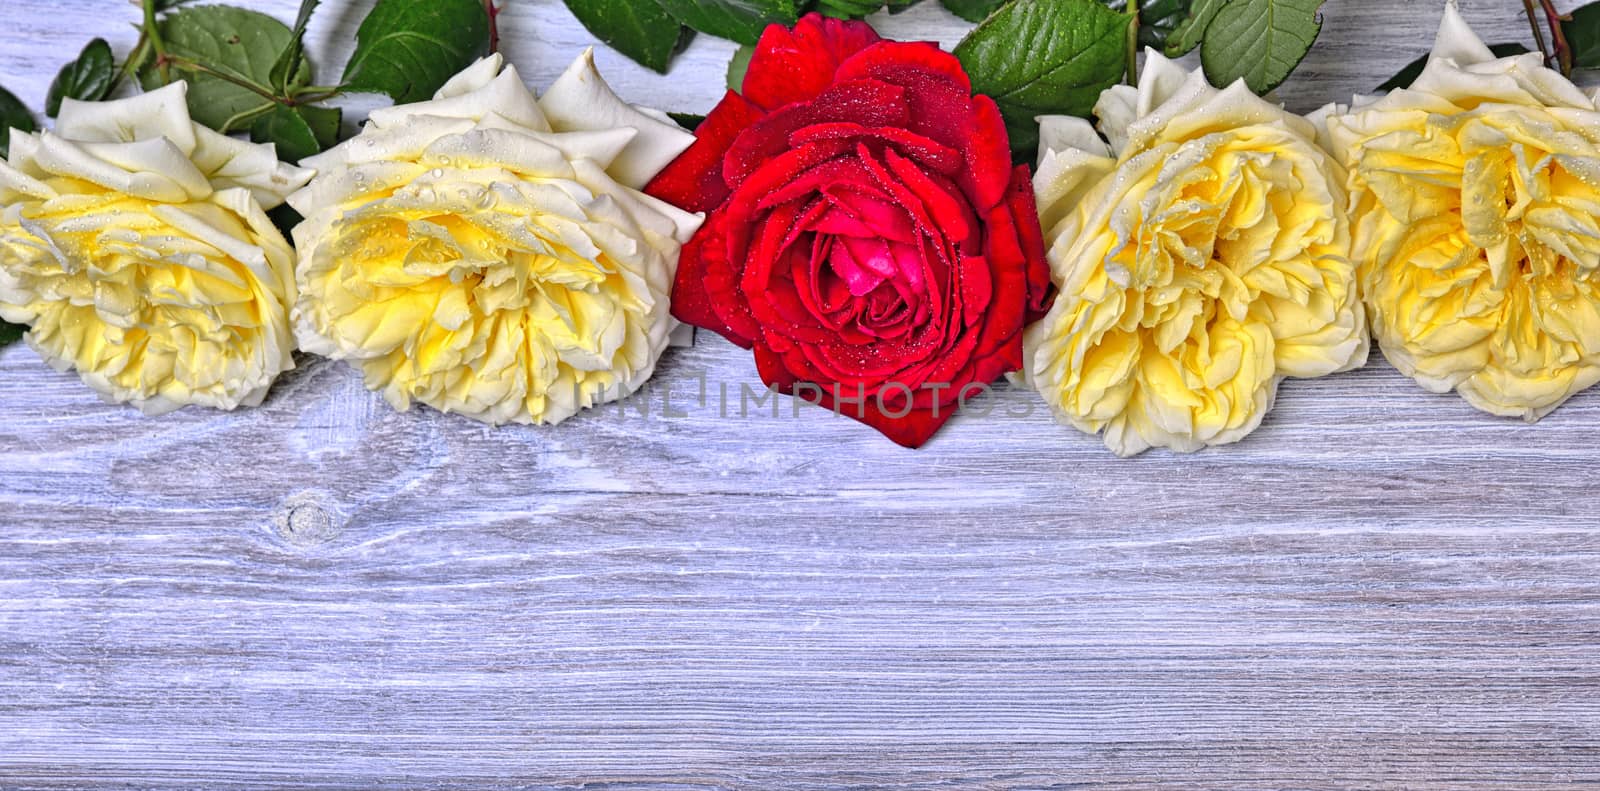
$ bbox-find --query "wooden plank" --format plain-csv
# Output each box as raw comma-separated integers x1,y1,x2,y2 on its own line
3,1,1600,788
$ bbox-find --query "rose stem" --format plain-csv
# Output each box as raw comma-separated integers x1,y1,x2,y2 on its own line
1126,0,1140,85
485,0,501,55
1522,0,1552,66
1540,0,1574,75
141,0,169,85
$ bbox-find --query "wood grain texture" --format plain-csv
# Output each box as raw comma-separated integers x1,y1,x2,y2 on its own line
4,1,1600,789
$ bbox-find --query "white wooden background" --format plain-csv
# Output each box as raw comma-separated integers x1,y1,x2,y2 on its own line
4,0,1600,788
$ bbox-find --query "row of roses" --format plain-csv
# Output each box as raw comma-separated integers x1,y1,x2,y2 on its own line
2,1,1596,456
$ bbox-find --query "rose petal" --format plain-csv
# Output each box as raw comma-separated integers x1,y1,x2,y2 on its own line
723,79,910,187
743,13,882,111
645,91,765,212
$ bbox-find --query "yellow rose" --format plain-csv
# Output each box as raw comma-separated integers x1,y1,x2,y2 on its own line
1024,53,1368,456
1324,1,1600,420
289,52,702,425
0,83,310,413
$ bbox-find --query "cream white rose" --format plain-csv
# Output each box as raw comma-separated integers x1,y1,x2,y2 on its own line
0,83,310,413
289,51,703,425
1024,52,1368,456
1324,1,1600,420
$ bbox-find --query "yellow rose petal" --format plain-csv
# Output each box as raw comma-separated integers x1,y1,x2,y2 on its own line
1324,1,1600,421
1025,53,1368,456
290,54,702,426
0,83,310,414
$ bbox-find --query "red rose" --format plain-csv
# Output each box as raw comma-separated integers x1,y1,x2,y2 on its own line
647,14,1052,448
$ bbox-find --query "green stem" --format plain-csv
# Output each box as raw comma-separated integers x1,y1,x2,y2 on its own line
142,0,169,84
219,103,276,134
286,90,343,106
111,33,151,94
1125,0,1140,85
291,85,345,99
160,56,279,103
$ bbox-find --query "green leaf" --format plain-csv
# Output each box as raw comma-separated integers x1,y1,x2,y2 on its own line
296,103,342,149
266,203,303,241
1376,42,1528,92
815,0,925,18
669,112,705,130
941,0,1009,24
1164,0,1224,56
954,0,1129,159
251,104,317,162
269,0,320,95
250,103,340,162
139,6,310,133
652,0,799,46
46,38,116,117
1199,0,1323,94
1565,2,1600,70
1106,0,1192,49
727,44,755,91
341,0,491,104
0,321,23,348
0,85,37,161
563,0,694,73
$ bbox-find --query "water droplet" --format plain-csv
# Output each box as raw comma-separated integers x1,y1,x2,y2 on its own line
430,168,445,179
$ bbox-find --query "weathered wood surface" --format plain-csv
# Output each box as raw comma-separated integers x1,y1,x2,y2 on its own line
4,1,1600,788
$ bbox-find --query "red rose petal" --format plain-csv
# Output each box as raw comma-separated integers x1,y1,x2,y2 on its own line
764,328,957,448
649,18,1038,449
790,122,962,175
697,214,762,347
757,339,950,452
961,95,1014,213
957,254,992,328
744,204,845,347
825,392,952,449
820,184,917,243
1006,164,1055,322
645,91,765,213
883,147,973,247
743,13,882,112
723,79,909,187
834,40,972,97
668,223,723,333
756,156,872,213
722,141,846,266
